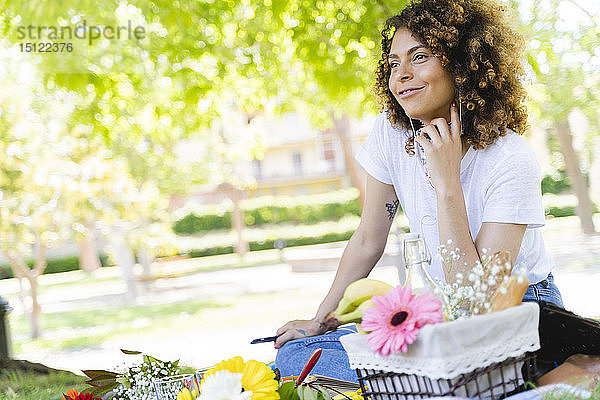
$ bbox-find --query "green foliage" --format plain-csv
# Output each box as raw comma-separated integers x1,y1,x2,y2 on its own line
541,170,571,195
245,200,361,226
541,381,600,399
248,231,354,252
188,246,235,258
174,190,363,234
545,204,599,218
278,381,332,400
0,370,86,400
186,230,355,258
510,0,600,137
543,192,599,218
546,206,576,218
173,213,232,234
0,254,110,280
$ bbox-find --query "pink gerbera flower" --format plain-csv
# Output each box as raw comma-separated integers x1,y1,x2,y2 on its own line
361,285,444,356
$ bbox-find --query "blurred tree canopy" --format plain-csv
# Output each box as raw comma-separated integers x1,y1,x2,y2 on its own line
510,0,599,233
0,0,402,190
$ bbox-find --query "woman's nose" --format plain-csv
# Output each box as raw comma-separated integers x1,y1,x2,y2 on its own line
392,63,413,82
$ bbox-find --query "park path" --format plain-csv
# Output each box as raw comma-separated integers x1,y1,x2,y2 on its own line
6,215,600,374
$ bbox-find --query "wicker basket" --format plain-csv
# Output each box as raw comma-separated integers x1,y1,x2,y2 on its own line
355,352,537,400
341,304,541,400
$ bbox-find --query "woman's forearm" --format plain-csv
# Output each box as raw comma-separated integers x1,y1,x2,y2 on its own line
436,181,480,282
313,229,386,323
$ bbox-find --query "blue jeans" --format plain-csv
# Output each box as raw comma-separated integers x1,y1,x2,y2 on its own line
274,324,360,382
274,274,563,384
521,273,563,308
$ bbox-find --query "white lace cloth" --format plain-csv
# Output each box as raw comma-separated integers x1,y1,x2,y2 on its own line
340,302,540,379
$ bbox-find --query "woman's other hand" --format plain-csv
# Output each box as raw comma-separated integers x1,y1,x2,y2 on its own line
275,318,334,349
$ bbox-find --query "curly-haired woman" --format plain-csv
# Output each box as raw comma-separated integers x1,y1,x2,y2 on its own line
274,0,563,382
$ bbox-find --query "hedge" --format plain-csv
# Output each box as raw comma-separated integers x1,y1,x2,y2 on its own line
545,204,599,218
0,254,109,280
186,229,357,258
541,170,571,195
173,190,362,235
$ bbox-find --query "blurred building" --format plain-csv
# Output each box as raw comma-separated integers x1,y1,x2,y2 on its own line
176,113,376,207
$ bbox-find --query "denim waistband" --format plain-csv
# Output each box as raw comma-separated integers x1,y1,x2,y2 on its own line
522,273,563,308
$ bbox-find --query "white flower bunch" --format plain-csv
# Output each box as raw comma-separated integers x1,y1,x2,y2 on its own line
436,240,527,320
111,355,180,400
198,370,252,400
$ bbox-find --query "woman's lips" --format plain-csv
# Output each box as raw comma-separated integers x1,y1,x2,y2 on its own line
397,86,424,99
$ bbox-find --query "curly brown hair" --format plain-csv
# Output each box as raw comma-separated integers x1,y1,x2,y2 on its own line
374,0,528,153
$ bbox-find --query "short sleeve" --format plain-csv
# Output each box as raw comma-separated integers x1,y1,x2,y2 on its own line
355,114,393,185
482,150,545,228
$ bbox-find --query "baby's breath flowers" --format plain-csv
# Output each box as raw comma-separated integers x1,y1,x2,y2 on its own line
111,355,181,400
435,240,527,320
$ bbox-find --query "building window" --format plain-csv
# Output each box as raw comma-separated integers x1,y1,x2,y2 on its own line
292,151,303,176
320,130,337,172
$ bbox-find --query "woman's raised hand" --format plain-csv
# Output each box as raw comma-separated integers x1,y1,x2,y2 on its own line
413,102,464,194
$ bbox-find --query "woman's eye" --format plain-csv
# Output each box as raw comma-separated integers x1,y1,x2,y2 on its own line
413,53,427,62
389,61,399,69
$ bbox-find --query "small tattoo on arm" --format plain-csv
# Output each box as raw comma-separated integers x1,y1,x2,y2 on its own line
296,329,307,336
385,200,399,220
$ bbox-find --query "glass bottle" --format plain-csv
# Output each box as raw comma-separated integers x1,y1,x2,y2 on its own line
402,233,451,311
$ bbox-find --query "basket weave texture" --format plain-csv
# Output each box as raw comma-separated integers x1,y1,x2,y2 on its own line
356,352,537,399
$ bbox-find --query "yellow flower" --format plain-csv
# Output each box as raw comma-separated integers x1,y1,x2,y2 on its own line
202,357,279,400
241,360,279,400
204,356,246,378
333,388,364,400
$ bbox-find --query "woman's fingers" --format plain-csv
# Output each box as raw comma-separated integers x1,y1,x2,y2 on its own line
450,101,461,139
418,124,440,144
274,328,303,349
414,134,432,153
430,118,451,142
276,322,291,336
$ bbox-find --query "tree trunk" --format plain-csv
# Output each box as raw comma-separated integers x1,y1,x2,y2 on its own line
138,218,154,278
30,239,46,339
78,237,101,273
2,245,45,339
554,120,597,234
137,246,153,278
109,232,138,303
230,186,249,257
330,112,365,209
28,277,41,339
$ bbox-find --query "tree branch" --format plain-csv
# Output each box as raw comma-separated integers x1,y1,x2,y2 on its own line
2,250,32,280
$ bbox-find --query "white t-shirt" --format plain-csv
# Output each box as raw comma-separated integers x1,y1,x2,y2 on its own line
355,112,554,284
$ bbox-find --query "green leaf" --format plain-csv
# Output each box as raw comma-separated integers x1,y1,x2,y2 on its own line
297,385,319,400
116,375,131,387
88,382,119,398
278,382,300,400
82,370,118,379
85,376,119,387
313,385,332,400
120,349,142,355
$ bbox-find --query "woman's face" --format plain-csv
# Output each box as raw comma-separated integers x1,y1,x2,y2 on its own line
388,28,455,124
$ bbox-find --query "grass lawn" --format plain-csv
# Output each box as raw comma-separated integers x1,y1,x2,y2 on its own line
541,382,600,399
10,298,231,354
0,370,86,400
